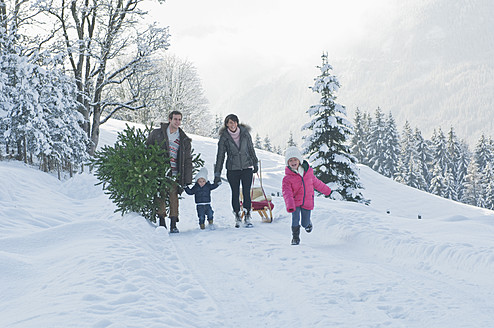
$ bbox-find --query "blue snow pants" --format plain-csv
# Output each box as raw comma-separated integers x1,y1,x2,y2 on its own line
196,204,214,225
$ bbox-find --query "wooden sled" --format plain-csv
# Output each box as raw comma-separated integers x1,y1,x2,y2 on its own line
240,160,274,222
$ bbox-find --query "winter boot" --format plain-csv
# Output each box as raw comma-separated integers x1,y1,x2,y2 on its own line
199,223,206,230
234,211,242,228
169,217,179,233
305,222,313,233
208,219,216,230
158,214,167,228
291,226,300,245
243,209,253,228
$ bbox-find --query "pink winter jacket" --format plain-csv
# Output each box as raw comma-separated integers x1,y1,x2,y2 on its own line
282,163,332,212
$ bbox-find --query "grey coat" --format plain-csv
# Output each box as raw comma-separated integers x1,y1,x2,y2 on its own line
146,123,193,188
214,124,258,176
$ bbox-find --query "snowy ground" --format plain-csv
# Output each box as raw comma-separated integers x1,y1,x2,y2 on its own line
1,119,494,327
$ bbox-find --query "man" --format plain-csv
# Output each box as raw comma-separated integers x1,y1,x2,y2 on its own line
146,111,193,233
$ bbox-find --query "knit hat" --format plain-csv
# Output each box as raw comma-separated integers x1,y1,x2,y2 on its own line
195,167,208,182
284,146,304,166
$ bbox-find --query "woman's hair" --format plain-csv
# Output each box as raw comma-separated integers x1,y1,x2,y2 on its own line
224,114,239,127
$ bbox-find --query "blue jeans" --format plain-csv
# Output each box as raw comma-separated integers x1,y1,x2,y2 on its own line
291,207,311,228
197,204,214,224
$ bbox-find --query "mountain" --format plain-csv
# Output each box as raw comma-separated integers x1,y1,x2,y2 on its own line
1,118,493,327
219,0,494,148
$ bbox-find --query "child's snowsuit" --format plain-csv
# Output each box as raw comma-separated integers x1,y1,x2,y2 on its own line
184,167,220,226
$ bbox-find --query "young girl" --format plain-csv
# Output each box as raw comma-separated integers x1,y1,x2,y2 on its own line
282,146,331,245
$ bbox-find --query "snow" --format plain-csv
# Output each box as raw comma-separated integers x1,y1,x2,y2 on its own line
1,119,494,327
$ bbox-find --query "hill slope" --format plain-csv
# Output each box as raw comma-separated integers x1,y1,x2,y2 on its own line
1,119,494,327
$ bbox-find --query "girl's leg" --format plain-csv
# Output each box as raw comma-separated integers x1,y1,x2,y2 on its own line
227,170,241,213
300,208,312,229
291,207,301,245
240,168,253,211
291,207,301,227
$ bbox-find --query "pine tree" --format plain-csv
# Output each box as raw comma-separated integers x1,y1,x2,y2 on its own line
362,111,373,166
213,114,223,138
431,128,449,176
474,134,492,172
414,128,433,191
255,133,262,149
455,141,471,201
443,167,458,200
302,53,365,203
382,111,400,178
484,163,494,210
430,162,446,197
446,127,466,201
395,122,427,190
470,134,493,207
263,135,272,152
407,157,428,190
461,160,482,206
396,123,413,181
2,54,89,170
275,145,283,155
91,125,173,221
367,107,387,175
91,124,203,221
350,108,367,164
287,131,297,147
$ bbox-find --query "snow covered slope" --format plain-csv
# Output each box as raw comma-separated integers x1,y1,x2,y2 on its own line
1,119,493,327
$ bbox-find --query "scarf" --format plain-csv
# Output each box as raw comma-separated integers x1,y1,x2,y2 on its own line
228,128,241,148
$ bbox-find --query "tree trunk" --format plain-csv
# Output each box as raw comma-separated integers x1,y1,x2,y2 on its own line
22,137,26,163
90,107,101,155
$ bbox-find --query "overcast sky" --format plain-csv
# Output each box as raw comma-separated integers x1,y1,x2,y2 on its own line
143,0,396,115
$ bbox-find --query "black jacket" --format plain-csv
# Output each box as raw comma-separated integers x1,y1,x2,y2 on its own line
214,124,258,176
184,181,220,204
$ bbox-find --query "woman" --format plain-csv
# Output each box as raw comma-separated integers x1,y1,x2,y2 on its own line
214,114,259,228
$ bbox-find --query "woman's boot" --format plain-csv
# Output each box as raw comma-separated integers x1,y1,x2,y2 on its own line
243,209,253,228
234,211,242,228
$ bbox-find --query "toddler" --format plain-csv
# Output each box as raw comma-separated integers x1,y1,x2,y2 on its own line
185,167,220,230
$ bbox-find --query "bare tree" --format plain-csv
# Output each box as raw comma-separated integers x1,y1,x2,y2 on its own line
152,54,212,136
116,53,213,137
39,0,170,154
0,0,47,56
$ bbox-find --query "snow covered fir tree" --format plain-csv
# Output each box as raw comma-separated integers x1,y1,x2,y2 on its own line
0,5,89,175
302,53,366,203
351,107,494,210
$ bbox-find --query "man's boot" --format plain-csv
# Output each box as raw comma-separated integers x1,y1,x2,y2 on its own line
169,217,179,233
291,226,300,245
158,214,167,228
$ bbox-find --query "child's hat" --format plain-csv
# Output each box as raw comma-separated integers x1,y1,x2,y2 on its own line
195,167,208,182
284,146,304,166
